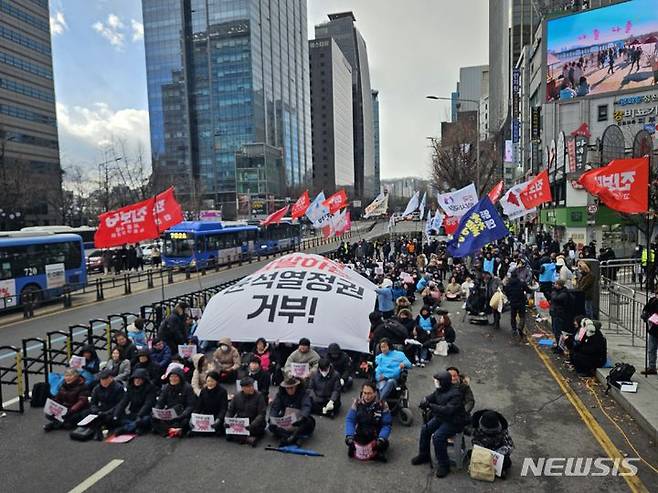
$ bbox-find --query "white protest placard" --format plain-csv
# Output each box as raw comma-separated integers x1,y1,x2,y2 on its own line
44,398,68,422
69,355,86,370
290,362,310,379
225,417,250,436
270,408,299,431
354,440,376,460
177,345,197,359
45,263,66,289
0,279,17,308
152,407,178,421
235,379,258,393
190,413,215,433
77,414,99,426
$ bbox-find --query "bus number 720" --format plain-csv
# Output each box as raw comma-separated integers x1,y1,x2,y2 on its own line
23,267,38,276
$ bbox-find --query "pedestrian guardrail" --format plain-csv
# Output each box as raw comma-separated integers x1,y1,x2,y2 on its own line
599,277,646,347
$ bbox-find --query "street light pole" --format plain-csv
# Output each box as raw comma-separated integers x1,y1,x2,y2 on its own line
426,95,482,194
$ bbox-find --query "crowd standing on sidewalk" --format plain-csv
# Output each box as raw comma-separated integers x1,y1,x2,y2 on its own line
42,232,618,480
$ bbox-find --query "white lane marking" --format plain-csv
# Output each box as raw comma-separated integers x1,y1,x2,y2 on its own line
68,459,124,493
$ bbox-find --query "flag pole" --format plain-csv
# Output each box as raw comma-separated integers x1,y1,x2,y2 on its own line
645,155,652,378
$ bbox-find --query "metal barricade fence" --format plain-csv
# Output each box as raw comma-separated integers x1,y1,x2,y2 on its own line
0,345,23,413
46,330,71,372
21,338,48,400
599,278,646,346
89,319,111,358
68,324,91,357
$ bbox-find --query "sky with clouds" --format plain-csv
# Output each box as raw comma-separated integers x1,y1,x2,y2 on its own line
51,0,488,179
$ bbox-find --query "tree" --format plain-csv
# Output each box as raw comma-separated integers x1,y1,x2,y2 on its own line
429,117,502,197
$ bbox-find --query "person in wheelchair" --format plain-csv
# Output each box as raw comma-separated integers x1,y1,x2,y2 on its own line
374,339,412,401
345,381,392,462
412,371,466,478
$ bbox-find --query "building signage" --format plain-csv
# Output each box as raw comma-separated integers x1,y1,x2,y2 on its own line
531,107,541,140
512,69,521,144
574,136,588,171
613,93,658,128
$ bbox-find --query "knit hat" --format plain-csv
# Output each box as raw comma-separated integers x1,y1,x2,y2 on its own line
479,411,501,432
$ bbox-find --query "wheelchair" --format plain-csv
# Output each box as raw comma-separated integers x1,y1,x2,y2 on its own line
381,369,413,427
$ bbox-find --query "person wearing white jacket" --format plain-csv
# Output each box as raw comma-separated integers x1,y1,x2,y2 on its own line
556,256,574,289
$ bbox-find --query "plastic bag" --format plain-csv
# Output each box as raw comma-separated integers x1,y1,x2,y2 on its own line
434,340,449,357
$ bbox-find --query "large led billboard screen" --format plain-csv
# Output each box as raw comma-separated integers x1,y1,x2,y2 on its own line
546,0,658,102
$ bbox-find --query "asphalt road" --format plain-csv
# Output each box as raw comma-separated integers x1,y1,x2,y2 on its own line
1,299,656,492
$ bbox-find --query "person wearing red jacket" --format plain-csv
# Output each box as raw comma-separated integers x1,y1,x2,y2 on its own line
44,368,90,432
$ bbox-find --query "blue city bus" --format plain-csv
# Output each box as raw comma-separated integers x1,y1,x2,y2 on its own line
0,233,87,309
162,222,260,268
255,219,302,254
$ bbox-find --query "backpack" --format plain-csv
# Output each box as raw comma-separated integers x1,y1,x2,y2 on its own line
30,382,50,408
70,426,96,442
605,362,635,394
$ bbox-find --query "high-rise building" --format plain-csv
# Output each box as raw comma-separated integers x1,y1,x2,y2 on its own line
458,66,488,111
315,12,376,201
0,0,62,228
371,89,380,194
309,38,354,196
142,0,312,218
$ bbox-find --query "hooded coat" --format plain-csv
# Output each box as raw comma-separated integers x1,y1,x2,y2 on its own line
422,372,466,428
326,343,352,380
195,383,228,421
114,368,157,419
155,368,196,419
134,350,164,382
308,368,342,404
270,386,313,419
191,354,214,396
90,380,125,415
212,337,241,372
53,374,89,413
79,344,100,375
471,410,514,457
571,320,607,371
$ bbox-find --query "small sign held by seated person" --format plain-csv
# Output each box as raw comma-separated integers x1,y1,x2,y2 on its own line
269,408,299,431
69,355,86,370
290,362,310,379
152,407,178,421
44,398,68,422
190,413,214,433
225,417,250,436
177,345,197,359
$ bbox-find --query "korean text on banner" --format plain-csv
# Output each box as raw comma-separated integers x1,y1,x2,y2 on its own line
363,193,389,218
194,253,377,353
447,197,509,258
225,417,250,436
190,413,215,433
306,192,332,229
323,189,348,214
177,345,197,359
437,183,478,217
154,187,184,231
519,170,552,209
291,191,311,219
95,197,159,248
152,407,178,421
44,398,68,422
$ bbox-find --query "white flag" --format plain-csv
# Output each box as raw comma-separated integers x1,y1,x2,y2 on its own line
402,191,420,217
419,192,427,220
437,183,478,217
431,209,445,232
305,191,332,229
364,192,389,218
500,180,536,220
424,214,432,238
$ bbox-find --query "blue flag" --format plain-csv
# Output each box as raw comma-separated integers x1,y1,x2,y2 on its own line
446,197,509,258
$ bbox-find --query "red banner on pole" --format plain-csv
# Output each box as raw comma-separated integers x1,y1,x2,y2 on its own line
95,197,159,248
291,190,310,219
323,189,348,213
520,170,552,209
154,187,184,231
577,157,649,214
260,205,289,226
487,180,504,204
443,215,460,235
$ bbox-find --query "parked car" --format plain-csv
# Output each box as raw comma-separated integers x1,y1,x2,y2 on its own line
85,249,104,273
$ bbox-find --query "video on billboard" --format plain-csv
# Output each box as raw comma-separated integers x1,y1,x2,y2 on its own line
546,0,658,102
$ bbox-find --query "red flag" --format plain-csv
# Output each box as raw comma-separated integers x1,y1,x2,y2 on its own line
291,190,311,219
260,205,289,226
344,211,351,233
570,123,591,138
443,216,460,235
154,187,184,231
487,180,504,204
577,157,649,213
323,189,348,213
520,170,552,209
95,197,159,248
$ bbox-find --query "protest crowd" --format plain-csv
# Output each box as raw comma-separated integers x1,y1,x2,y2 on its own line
41,218,612,480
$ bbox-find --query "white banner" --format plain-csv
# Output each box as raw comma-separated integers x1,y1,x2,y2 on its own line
500,180,535,220
0,279,16,308
305,192,331,229
419,192,427,220
195,253,377,353
437,183,478,217
46,263,65,289
402,191,420,217
431,209,445,232
363,193,389,218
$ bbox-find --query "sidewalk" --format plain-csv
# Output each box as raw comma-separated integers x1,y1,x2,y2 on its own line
595,323,658,443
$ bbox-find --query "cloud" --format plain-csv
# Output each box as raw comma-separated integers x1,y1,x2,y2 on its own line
92,14,125,49
131,20,144,42
56,102,150,156
50,11,68,36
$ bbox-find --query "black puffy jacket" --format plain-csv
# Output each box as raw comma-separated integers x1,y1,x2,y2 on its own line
114,368,157,419
422,372,466,428
155,368,196,419
90,380,125,415
550,286,570,320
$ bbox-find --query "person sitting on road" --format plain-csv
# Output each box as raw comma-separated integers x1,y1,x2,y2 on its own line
435,313,458,354
150,338,172,372
112,368,157,435
44,368,90,432
283,338,320,380
345,381,392,462
113,331,138,364
446,367,475,428
374,338,412,401
269,377,315,447
191,353,214,396
254,337,273,372
79,344,100,386
471,410,515,478
153,367,196,437
84,368,126,440
394,295,412,316
126,318,147,348
570,318,607,377
193,371,228,437
326,343,353,391
415,306,437,364
412,371,466,478
212,337,241,382
369,311,407,351
445,277,462,301
308,358,342,417
226,376,267,446
134,348,164,383
238,356,271,401
102,347,131,387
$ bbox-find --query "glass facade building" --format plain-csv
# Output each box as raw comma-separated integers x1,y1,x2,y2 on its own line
371,89,380,194
142,0,311,218
314,12,375,202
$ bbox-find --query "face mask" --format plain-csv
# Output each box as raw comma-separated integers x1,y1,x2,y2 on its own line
220,345,229,352
320,370,329,378
434,379,440,389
